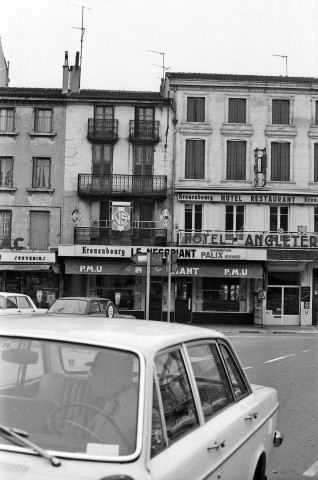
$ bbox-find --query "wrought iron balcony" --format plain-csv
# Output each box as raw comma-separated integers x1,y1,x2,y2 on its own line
129,120,160,143
87,118,119,143
74,224,167,246
177,229,318,248
78,174,167,197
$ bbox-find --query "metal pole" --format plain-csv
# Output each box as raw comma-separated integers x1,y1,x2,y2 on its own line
146,251,151,320
167,250,171,322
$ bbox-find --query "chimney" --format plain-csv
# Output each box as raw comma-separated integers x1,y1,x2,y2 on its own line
69,51,81,93
62,51,69,94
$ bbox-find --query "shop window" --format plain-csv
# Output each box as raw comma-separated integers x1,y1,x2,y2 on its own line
200,278,244,312
270,206,288,233
226,141,246,180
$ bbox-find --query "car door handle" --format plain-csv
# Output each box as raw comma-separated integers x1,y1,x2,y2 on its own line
245,412,258,421
207,440,226,450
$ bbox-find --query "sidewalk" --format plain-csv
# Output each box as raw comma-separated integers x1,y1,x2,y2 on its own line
197,324,318,335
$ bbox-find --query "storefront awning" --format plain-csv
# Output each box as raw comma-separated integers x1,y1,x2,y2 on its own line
65,258,263,278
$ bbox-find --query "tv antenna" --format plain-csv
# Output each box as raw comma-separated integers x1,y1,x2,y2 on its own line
273,54,288,76
71,5,92,68
148,50,170,78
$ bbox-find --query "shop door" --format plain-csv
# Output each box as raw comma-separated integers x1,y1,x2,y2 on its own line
149,280,162,321
266,286,300,325
174,280,192,324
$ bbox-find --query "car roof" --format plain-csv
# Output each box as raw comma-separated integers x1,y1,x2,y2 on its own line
0,316,225,355
0,292,30,297
53,297,112,301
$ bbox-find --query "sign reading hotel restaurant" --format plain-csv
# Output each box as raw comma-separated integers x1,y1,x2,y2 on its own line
177,192,318,205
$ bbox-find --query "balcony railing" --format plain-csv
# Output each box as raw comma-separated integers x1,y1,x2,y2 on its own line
74,225,167,246
177,229,318,248
78,174,167,197
129,120,160,143
87,118,119,142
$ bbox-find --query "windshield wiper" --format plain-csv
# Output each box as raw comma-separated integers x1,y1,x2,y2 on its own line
0,424,61,467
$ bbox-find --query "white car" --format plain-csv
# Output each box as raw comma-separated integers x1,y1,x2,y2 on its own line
0,292,48,315
0,316,283,480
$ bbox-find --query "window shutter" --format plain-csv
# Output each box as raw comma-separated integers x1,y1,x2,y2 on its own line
185,140,205,179
30,211,49,249
315,102,318,126
315,144,318,182
281,143,290,180
227,141,246,180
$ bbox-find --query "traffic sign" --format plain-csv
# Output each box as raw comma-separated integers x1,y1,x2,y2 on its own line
131,252,163,266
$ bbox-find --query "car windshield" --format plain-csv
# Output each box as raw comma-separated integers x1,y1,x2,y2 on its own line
47,299,88,314
0,336,140,459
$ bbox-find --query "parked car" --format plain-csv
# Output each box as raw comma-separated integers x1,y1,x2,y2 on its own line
0,316,283,480
0,292,48,316
46,296,136,318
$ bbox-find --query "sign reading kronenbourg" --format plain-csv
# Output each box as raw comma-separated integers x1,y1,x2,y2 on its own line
111,202,131,231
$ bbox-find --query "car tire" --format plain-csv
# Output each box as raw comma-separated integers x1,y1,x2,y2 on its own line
253,453,266,480
106,303,114,318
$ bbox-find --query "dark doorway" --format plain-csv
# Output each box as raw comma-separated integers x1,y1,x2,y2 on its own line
174,279,192,324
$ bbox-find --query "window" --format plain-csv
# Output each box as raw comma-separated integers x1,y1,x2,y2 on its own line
135,107,155,137
225,205,244,238
271,142,290,181
315,208,318,232
226,141,246,180
272,99,290,124
228,98,246,123
133,145,154,175
187,97,205,122
92,144,113,174
0,211,11,246
34,109,52,133
315,101,318,126
270,206,288,232
95,106,113,120
0,108,14,132
218,344,249,401
187,342,233,421
185,139,205,179
0,157,13,186
32,158,51,188
185,203,202,231
153,349,199,449
314,144,318,182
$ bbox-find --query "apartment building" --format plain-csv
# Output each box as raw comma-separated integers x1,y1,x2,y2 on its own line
0,86,65,304
58,53,173,319
163,72,318,326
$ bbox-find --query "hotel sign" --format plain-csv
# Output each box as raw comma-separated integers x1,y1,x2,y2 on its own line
177,192,318,205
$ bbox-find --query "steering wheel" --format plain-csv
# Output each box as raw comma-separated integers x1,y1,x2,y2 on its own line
47,402,127,443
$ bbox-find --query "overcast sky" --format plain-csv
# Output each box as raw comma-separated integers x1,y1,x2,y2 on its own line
1,0,318,91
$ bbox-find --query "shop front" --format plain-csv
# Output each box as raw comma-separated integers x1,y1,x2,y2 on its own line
0,251,60,307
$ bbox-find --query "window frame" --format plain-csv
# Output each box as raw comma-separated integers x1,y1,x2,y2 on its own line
270,141,290,181
186,97,205,122
272,99,290,125
314,143,318,182
270,205,289,232
226,140,247,180
0,108,15,132
0,210,12,246
185,203,203,231
228,98,247,124
0,156,13,187
92,144,113,175
34,108,53,133
185,139,205,179
32,157,51,189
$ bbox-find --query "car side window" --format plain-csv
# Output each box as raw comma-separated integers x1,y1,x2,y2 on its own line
88,300,100,314
17,297,32,309
219,343,249,401
187,342,233,421
153,348,199,450
7,296,18,308
151,379,166,457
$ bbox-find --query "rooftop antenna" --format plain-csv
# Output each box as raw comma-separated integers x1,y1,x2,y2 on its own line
148,50,170,78
71,4,92,68
273,54,288,76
